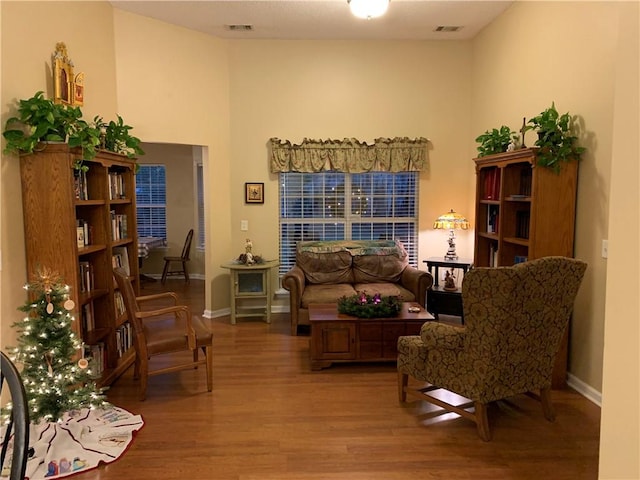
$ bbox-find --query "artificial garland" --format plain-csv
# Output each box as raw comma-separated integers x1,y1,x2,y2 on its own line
337,293,402,318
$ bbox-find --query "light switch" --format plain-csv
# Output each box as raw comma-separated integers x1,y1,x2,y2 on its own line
240,220,249,231
601,239,608,259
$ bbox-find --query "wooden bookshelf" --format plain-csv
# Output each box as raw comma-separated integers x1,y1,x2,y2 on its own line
20,144,139,386
472,148,579,388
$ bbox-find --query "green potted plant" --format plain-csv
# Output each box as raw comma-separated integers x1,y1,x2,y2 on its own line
525,102,586,172
93,115,144,159
475,125,517,157
2,91,100,170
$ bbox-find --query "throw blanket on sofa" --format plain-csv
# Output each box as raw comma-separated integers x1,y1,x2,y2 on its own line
297,239,407,258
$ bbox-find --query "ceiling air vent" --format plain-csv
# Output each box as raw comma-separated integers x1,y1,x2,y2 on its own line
226,24,253,32
435,26,462,32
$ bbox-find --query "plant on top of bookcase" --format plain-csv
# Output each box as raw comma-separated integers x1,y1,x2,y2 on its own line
93,115,144,160
475,125,518,157
524,102,586,172
2,91,101,171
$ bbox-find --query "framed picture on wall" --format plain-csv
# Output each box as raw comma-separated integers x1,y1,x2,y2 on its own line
245,183,264,204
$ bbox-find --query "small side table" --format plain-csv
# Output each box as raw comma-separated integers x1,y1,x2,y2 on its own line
423,257,473,321
221,260,279,325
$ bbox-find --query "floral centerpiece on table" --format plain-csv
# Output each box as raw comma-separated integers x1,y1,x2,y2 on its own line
337,292,402,319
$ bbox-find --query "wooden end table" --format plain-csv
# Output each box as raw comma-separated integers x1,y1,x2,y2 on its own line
308,303,434,370
423,257,473,321
220,260,279,325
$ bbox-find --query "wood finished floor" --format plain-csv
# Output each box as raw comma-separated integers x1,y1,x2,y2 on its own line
85,279,601,480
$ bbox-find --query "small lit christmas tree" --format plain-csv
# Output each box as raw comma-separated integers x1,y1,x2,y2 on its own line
6,267,108,423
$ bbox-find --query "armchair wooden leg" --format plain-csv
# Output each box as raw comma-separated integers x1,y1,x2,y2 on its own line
183,262,190,284
475,402,491,441
397,371,408,403
205,345,213,392
540,387,556,421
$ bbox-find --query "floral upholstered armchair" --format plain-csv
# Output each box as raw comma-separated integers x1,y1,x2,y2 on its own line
397,256,587,441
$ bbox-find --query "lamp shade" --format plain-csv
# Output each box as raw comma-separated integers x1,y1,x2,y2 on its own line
433,209,470,230
348,0,390,19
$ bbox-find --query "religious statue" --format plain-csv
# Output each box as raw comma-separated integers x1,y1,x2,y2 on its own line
443,269,457,291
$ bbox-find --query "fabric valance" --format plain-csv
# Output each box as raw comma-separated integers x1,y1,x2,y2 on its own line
268,137,429,173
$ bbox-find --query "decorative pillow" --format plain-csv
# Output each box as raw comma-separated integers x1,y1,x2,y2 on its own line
296,250,354,284
352,242,408,283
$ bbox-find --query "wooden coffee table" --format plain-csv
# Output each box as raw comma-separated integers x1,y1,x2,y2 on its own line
308,303,434,370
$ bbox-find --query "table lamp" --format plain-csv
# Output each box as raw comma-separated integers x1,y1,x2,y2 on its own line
433,209,470,260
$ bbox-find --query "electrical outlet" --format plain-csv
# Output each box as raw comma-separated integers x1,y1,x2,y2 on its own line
240,220,249,231
601,239,608,259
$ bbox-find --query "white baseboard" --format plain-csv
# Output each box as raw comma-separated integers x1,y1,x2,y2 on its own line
567,372,602,407
141,273,205,281
204,308,230,319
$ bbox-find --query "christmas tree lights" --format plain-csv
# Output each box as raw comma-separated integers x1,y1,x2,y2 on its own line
3,268,108,423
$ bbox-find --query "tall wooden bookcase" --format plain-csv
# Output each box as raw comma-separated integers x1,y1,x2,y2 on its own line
473,148,578,267
473,147,579,387
20,145,139,386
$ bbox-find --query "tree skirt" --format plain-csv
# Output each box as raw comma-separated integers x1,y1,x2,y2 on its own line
2,406,143,480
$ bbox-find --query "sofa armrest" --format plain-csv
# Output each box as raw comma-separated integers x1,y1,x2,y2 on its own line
400,266,433,308
282,265,306,304
282,265,307,335
420,322,465,350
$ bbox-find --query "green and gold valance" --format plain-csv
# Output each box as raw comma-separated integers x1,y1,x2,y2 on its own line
268,137,429,173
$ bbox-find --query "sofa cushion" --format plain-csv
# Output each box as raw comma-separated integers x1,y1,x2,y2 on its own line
297,250,354,285
301,284,357,308
354,283,417,303
352,250,408,283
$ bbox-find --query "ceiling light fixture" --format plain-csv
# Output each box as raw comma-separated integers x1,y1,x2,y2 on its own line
348,0,390,20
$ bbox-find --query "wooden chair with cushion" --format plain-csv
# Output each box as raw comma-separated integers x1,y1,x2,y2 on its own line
397,256,587,441
113,267,213,400
161,229,194,284
1,351,30,480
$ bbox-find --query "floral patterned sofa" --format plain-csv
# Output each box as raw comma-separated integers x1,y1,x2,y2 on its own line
282,240,433,335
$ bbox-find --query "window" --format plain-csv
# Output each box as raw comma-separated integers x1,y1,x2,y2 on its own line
279,171,419,276
136,165,167,239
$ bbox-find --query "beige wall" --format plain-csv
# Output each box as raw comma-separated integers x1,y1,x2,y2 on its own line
111,9,232,311
599,3,639,478
136,143,205,278
1,1,119,348
227,39,476,289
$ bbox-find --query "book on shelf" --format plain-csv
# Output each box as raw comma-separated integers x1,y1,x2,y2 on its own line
112,246,131,275
110,211,128,240
487,205,499,234
74,169,89,200
76,219,91,247
489,243,499,267
483,168,501,200
85,342,105,376
114,290,126,319
516,211,531,239
79,261,94,292
108,172,126,200
116,322,133,358
514,255,528,264
81,302,95,332
520,168,532,196
76,226,85,249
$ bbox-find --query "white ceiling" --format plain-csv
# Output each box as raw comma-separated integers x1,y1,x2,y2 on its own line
109,0,514,41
